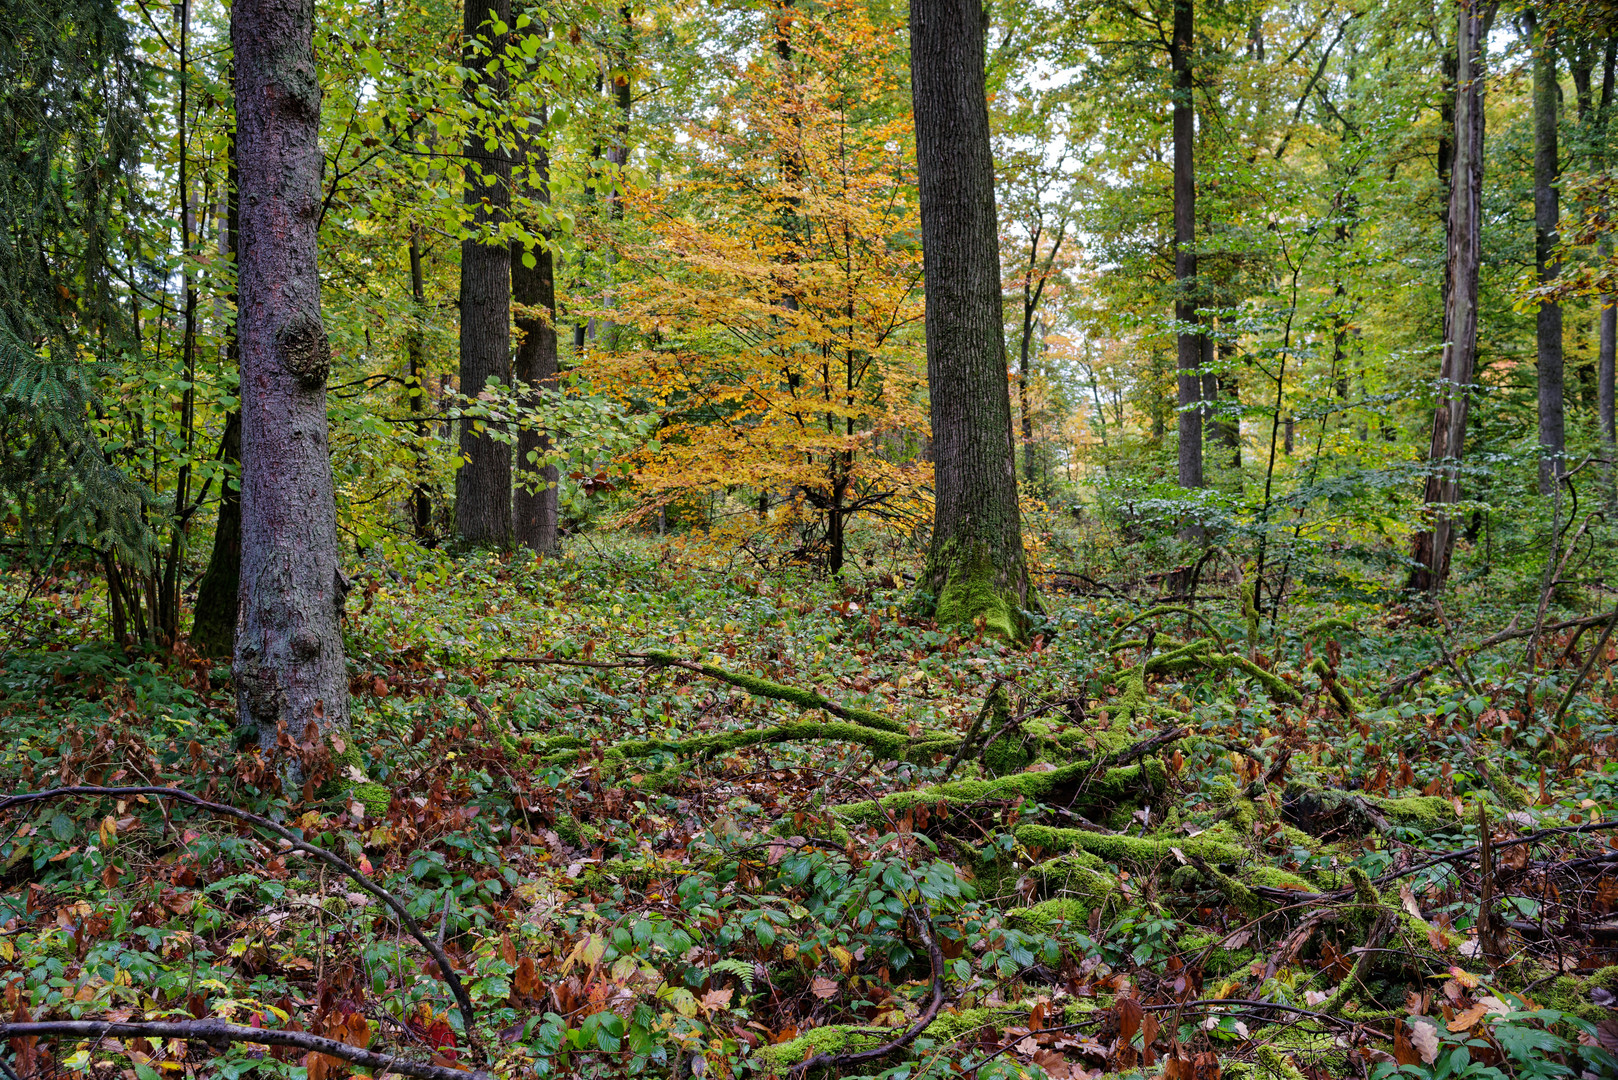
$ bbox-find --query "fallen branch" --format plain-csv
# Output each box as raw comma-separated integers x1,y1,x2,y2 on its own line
0,1019,487,1080
791,904,946,1075
1251,817,1618,903
0,786,476,1044
1381,612,1616,701
632,651,908,734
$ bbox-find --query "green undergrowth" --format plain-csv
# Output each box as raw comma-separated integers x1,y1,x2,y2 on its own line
3,536,1618,1079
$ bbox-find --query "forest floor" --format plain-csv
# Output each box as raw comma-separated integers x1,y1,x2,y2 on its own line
3,537,1618,1080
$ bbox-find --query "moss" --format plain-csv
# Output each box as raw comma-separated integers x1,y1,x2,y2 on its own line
1347,867,1379,907
1364,794,1459,831
926,1008,1021,1043
1303,617,1357,638
350,782,392,819
536,719,921,771
1013,823,1247,867
552,813,600,849
641,650,907,734
1244,866,1323,894
1540,972,1618,1024
751,1024,889,1069
925,538,1030,642
1232,1047,1308,1080
1007,896,1109,936
835,760,1167,828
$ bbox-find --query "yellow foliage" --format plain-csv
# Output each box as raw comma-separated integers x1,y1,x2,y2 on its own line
584,0,930,567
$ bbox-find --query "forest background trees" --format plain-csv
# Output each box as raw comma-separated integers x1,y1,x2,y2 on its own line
9,0,1618,643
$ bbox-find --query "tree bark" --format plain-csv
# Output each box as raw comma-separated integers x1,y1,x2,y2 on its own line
191,79,240,659
231,0,350,740
512,97,560,555
407,226,432,540
1599,41,1616,453
1172,0,1203,490
454,0,513,546
1410,0,1495,594
1531,9,1565,494
910,0,1033,640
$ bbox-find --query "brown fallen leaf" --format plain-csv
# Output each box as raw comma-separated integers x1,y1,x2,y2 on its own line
810,976,839,1000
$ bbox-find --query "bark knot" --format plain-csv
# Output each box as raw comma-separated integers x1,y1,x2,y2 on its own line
278,314,330,388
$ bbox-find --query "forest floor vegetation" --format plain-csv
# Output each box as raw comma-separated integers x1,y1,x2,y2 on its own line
3,535,1618,1080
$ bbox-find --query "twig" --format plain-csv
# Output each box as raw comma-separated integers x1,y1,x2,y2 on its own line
1251,818,1618,903
791,904,946,1075
492,656,638,669
0,1020,487,1080
1549,602,1618,729
1381,612,1615,701
0,786,477,1045
942,678,1008,779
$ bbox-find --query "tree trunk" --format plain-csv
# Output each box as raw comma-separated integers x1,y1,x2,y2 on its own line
231,0,350,741
910,0,1033,641
407,226,433,540
1172,0,1202,490
1410,0,1494,594
191,413,240,657
1531,9,1565,494
454,0,513,546
191,80,240,659
512,95,560,555
1599,41,1616,454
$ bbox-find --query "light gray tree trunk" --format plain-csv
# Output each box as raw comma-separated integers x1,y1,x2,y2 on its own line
1172,0,1203,490
231,0,350,741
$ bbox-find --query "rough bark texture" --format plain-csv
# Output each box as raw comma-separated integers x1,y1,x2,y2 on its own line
512,99,560,555
231,0,349,739
1410,0,1493,594
1532,9,1564,494
454,0,513,546
910,0,1033,641
1172,0,1203,490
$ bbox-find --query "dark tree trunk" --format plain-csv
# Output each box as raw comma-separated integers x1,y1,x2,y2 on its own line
231,0,350,740
1172,0,1202,489
910,0,1033,640
455,0,513,545
1411,0,1495,593
407,226,432,540
1531,9,1565,494
191,87,240,659
191,413,240,657
513,95,560,555
1600,41,1617,450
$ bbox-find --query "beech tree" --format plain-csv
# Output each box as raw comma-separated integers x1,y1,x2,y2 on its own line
909,0,1033,639
1171,0,1202,491
231,0,349,738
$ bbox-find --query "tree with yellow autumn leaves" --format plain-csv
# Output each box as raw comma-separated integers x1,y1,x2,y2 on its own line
585,0,928,574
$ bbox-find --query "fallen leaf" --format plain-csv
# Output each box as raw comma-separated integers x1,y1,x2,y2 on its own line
1409,1019,1440,1064
810,976,839,1000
